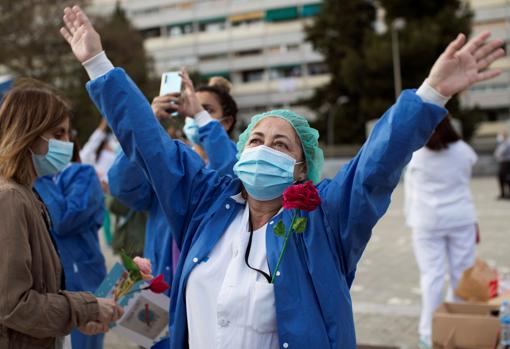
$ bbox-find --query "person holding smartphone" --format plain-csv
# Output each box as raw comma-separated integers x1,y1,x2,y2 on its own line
108,71,239,288
0,80,123,349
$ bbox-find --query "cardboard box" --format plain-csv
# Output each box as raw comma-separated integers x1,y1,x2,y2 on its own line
432,302,499,349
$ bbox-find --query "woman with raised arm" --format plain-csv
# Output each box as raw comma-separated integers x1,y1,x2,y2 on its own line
0,80,123,349
61,6,504,348
108,73,239,285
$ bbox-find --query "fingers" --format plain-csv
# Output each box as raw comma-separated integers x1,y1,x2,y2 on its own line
79,321,109,335
180,69,195,92
463,31,491,54
443,33,466,58
112,304,124,322
59,27,73,44
73,5,92,27
474,38,504,61
476,68,502,83
63,8,77,35
477,47,505,70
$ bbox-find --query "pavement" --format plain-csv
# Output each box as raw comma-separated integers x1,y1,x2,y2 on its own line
101,177,510,349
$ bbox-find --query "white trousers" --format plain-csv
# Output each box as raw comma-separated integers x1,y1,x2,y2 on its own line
412,224,476,338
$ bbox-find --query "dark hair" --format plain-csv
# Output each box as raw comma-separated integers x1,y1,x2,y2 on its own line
196,78,238,136
426,116,461,151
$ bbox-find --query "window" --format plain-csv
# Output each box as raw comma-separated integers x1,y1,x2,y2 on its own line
198,18,227,33
242,69,265,83
270,65,302,80
234,49,262,57
308,62,328,76
167,23,193,37
140,27,161,39
200,53,229,62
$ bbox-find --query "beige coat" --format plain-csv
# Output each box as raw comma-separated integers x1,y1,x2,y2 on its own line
0,178,99,349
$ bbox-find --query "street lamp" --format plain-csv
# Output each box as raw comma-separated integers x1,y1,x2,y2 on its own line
391,18,406,100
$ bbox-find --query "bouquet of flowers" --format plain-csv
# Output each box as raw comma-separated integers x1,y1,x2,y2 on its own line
113,251,170,301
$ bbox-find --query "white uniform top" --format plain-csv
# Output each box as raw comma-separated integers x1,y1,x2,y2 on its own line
404,140,478,230
185,198,279,349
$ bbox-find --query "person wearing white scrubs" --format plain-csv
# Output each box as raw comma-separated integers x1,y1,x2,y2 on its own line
404,117,478,348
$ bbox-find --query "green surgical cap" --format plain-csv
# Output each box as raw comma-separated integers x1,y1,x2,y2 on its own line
236,109,324,184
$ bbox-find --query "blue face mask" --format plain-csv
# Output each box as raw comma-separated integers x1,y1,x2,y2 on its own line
183,117,201,146
234,145,302,201
32,137,74,177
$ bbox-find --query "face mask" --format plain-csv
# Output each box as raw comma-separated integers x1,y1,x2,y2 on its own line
233,145,303,201
32,137,74,177
183,117,201,146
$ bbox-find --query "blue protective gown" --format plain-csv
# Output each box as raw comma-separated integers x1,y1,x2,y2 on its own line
87,68,446,348
108,121,237,289
34,163,107,349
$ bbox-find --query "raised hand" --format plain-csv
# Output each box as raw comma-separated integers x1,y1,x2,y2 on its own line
60,6,103,63
151,94,179,120
178,70,204,117
427,31,505,97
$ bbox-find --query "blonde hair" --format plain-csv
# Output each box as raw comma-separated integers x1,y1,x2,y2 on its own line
208,76,232,94
0,80,71,186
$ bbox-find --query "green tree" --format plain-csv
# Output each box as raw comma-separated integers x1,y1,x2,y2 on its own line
362,0,477,139
0,0,158,144
305,0,376,144
306,0,478,143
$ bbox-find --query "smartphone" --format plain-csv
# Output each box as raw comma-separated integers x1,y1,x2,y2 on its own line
159,72,182,96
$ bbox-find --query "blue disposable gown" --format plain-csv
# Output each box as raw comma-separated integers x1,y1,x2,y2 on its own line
108,121,237,288
34,163,107,349
87,68,447,348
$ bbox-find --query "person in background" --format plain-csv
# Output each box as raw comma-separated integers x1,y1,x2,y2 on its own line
34,135,107,349
404,117,479,349
108,73,238,286
79,118,119,183
0,80,122,349
495,130,510,199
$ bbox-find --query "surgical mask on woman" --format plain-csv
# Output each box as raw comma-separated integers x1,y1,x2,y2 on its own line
234,145,303,201
31,137,74,177
183,117,201,146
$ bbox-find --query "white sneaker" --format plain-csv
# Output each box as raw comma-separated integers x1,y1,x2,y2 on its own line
418,335,431,349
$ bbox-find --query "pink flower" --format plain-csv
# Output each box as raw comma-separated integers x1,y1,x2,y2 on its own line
133,257,153,281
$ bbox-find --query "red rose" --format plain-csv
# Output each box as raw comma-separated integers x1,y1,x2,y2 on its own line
147,274,170,294
282,180,321,212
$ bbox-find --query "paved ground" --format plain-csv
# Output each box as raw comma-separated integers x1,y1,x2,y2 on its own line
101,177,510,349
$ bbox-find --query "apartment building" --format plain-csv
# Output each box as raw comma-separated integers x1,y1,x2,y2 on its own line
91,0,328,123
463,0,510,121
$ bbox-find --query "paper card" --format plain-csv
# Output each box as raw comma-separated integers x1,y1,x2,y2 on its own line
95,262,170,348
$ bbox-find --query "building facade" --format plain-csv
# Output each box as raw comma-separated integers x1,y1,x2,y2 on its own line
463,0,510,121
91,0,328,123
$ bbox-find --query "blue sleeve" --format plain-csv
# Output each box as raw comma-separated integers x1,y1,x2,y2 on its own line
86,68,233,247
320,90,447,275
199,121,238,177
108,151,154,211
36,165,104,236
